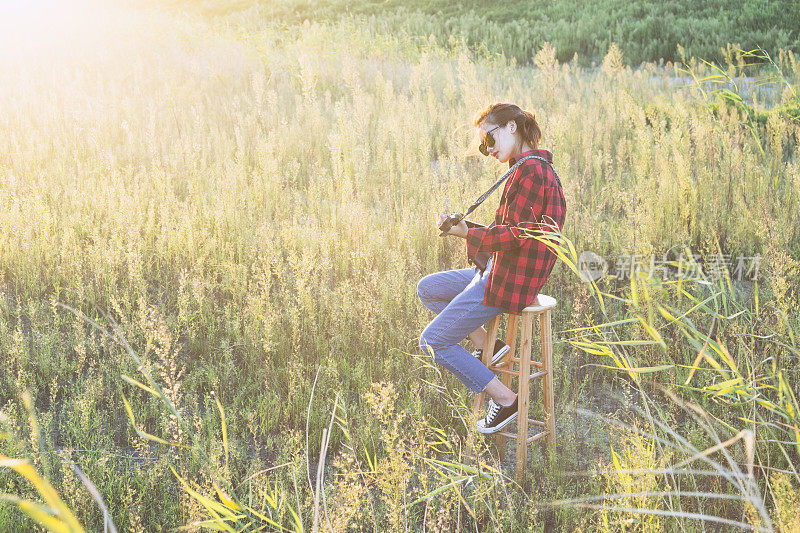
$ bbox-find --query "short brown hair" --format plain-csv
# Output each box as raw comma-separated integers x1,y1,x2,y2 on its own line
474,103,541,151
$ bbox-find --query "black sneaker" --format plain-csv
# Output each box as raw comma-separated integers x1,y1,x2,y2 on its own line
472,339,511,366
476,397,518,434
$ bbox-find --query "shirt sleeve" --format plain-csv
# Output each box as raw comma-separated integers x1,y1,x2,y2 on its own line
465,164,551,255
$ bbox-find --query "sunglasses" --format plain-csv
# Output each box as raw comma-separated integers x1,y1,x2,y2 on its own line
478,125,501,156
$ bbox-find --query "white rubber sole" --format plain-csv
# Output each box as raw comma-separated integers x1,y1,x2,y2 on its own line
490,344,511,366
475,410,518,434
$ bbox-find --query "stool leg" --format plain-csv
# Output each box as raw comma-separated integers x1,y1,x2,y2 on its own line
495,314,518,460
481,315,501,368
515,313,533,484
497,313,519,370
540,310,555,454
471,316,501,416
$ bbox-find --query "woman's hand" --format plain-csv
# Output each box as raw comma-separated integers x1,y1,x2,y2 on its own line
438,212,469,239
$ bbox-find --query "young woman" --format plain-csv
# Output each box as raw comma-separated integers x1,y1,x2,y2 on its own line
417,103,567,433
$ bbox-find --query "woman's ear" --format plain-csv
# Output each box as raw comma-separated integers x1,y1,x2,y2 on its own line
508,120,517,134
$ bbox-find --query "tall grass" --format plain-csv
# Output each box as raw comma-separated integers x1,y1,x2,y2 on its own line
0,1,798,530
526,222,800,530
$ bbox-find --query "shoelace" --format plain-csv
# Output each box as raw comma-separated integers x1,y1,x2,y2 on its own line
485,401,502,424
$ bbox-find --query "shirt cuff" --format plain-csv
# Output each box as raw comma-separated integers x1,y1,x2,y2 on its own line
466,226,487,257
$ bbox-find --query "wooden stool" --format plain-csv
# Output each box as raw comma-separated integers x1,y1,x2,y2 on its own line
472,294,556,483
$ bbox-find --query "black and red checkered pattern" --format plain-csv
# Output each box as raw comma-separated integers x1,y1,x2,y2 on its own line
465,149,567,314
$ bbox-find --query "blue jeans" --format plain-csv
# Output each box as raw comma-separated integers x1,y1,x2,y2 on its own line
417,259,507,393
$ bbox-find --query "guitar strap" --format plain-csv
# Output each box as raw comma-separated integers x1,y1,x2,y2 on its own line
463,155,562,218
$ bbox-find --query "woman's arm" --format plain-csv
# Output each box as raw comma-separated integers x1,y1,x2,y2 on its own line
464,165,554,255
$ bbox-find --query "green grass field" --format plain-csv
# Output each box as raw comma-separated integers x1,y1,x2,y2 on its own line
1,1,799,531
175,0,800,66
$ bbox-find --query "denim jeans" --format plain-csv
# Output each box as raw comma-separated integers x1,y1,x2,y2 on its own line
417,259,507,393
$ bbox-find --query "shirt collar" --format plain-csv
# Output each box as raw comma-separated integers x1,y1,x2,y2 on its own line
509,148,553,167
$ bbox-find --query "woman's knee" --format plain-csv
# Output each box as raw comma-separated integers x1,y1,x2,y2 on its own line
416,275,434,302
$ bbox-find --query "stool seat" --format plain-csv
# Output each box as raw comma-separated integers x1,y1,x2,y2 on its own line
521,294,557,313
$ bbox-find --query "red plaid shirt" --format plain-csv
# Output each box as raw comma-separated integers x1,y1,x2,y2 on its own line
465,149,566,314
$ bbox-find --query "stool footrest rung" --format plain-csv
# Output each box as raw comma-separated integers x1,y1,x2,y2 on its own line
495,418,546,441
497,429,549,443
505,357,543,368
526,431,549,444
490,368,549,380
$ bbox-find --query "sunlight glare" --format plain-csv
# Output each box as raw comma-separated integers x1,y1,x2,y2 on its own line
0,0,106,65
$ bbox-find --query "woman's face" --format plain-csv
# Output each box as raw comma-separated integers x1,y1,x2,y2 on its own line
479,121,518,163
